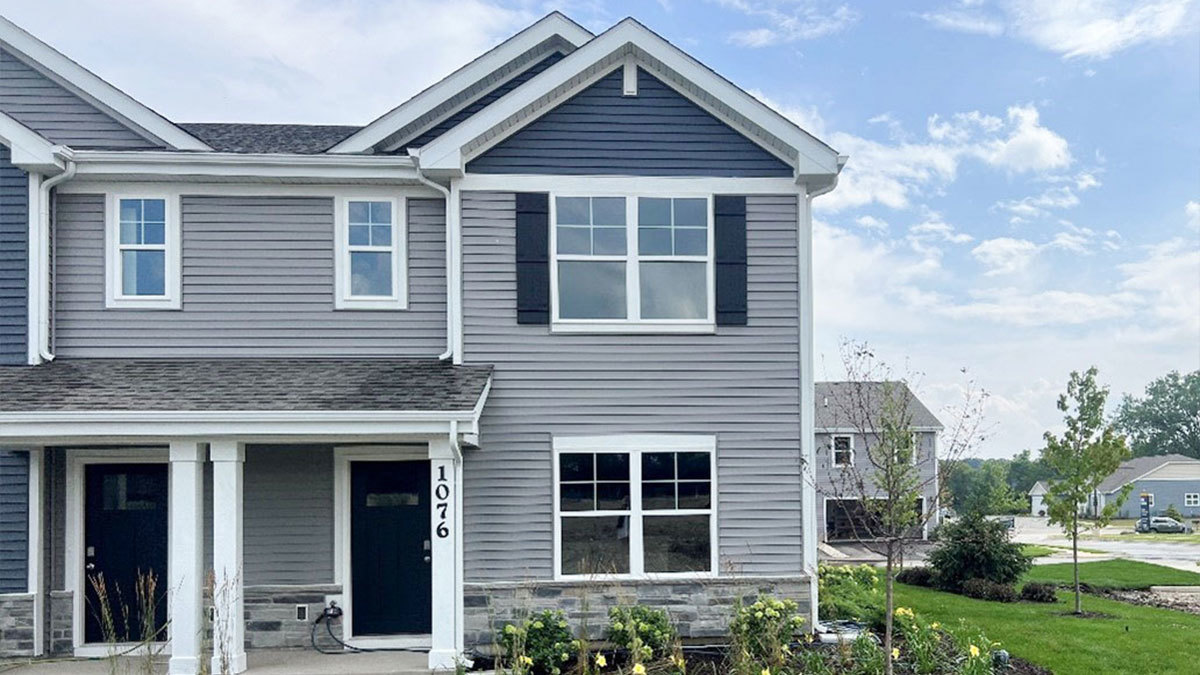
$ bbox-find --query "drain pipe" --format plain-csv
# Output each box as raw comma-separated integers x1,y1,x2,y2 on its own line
37,151,76,362
411,156,455,362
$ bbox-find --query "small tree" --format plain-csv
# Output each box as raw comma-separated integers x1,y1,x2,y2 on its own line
1041,366,1132,614
819,340,987,675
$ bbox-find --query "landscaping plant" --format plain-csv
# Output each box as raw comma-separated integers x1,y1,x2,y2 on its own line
727,595,805,675
959,579,1017,603
1018,582,1058,603
498,610,580,675
605,605,676,662
1041,366,1132,614
893,566,935,588
926,512,1029,592
818,564,884,626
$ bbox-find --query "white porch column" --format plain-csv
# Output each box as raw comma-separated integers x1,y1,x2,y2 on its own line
211,441,247,675
428,438,460,671
168,442,205,675
27,447,44,656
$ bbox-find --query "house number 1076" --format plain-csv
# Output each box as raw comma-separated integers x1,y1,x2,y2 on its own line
435,465,451,539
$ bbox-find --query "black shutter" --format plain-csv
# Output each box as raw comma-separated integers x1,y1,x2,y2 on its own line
713,195,747,326
515,192,550,324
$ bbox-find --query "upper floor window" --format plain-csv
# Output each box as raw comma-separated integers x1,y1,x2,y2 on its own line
832,435,853,467
551,195,712,332
1184,493,1199,507
106,194,180,309
335,197,407,310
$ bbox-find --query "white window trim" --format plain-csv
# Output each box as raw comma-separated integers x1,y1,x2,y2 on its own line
549,192,716,334
551,434,718,581
104,193,181,310
334,196,408,310
1185,493,1199,507
832,434,854,467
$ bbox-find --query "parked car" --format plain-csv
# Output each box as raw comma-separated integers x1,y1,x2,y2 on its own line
1136,517,1194,534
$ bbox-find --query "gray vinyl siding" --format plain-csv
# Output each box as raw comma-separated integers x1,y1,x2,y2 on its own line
0,145,27,365
1114,479,1200,519
460,191,803,582
53,194,447,357
0,48,160,149
0,449,28,593
242,446,335,586
467,67,793,177
814,431,939,540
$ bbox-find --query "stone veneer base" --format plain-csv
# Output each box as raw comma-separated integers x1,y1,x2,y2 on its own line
0,593,35,657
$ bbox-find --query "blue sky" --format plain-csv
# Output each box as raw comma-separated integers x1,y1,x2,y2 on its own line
5,0,1198,457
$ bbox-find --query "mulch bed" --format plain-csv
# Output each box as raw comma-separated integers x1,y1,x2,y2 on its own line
1092,588,1200,616
1009,656,1054,675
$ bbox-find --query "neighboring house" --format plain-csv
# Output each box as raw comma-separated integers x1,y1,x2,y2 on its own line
1028,480,1049,516
0,11,843,674
813,382,943,542
1090,454,1200,520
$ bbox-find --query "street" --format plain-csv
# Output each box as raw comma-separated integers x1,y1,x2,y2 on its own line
1011,516,1200,572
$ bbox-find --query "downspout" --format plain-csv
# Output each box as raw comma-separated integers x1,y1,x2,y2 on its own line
38,151,76,362
411,155,455,361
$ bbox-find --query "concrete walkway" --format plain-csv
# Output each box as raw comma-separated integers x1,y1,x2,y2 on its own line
0,649,432,674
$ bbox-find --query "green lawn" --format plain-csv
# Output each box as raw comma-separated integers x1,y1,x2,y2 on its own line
1023,559,1200,589
895,583,1200,675
1020,544,1057,558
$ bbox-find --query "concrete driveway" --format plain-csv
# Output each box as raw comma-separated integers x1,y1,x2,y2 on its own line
1011,516,1200,572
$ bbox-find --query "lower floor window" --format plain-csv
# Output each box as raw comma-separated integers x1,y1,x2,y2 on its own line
1185,493,1199,507
555,436,716,577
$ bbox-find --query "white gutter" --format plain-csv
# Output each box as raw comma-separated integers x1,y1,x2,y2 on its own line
411,152,456,362
37,149,76,362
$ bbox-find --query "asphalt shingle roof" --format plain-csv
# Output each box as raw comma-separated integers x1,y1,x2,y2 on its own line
1096,453,1198,494
0,359,492,412
814,381,942,430
177,123,362,154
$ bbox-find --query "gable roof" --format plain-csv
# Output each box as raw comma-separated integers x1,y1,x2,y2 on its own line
0,14,210,151
1029,481,1049,496
414,17,841,185
179,123,362,154
330,12,593,153
1097,453,1200,494
814,381,942,431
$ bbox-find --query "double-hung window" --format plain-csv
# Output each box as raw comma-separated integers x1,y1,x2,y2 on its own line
1184,493,1199,507
832,435,853,467
335,197,407,310
554,435,716,578
106,194,180,309
552,195,713,331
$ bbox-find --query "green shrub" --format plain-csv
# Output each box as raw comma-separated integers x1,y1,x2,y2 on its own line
728,595,805,674
927,512,1030,592
894,566,935,587
604,605,675,662
1019,581,1059,603
498,610,579,675
961,578,1018,602
818,564,884,626
1165,504,1184,522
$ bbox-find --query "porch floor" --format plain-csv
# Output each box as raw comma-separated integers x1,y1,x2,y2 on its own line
0,649,432,674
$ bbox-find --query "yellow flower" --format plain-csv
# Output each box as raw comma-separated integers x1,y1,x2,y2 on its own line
969,644,980,658
894,607,913,618
892,648,900,660
595,654,607,668
633,664,647,675
930,622,941,630
518,655,534,667
761,669,771,675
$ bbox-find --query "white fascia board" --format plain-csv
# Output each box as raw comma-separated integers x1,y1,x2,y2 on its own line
329,12,593,154
69,150,419,182
417,19,841,177
0,111,66,173
0,16,210,151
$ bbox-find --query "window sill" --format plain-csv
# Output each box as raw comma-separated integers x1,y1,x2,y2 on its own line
105,297,180,310
334,298,409,311
554,571,718,583
550,321,715,335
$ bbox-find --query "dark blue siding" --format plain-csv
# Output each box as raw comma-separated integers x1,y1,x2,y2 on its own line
407,52,565,149
0,145,28,366
0,450,28,594
467,67,793,177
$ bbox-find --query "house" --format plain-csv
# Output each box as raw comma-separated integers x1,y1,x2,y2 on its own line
813,382,943,541
1028,480,1048,516
0,11,844,674
1090,454,1200,520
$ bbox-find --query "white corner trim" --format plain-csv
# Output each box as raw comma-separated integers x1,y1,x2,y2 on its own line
27,448,44,656
26,173,41,365
798,192,817,633
330,13,593,153
334,196,409,310
0,16,209,151
418,19,840,175
104,192,182,310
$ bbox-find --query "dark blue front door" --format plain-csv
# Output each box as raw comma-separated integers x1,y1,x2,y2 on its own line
351,460,432,635
84,463,168,644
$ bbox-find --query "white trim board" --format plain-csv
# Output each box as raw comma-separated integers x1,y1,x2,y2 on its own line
0,16,209,151
0,111,68,173
330,12,593,153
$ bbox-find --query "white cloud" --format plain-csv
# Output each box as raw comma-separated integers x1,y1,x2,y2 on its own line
1119,238,1200,331
748,90,827,137
855,215,890,232
716,1,860,46
918,0,1197,60
974,105,1071,172
1,0,531,124
971,237,1040,275
941,288,1135,325
1187,200,1200,231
